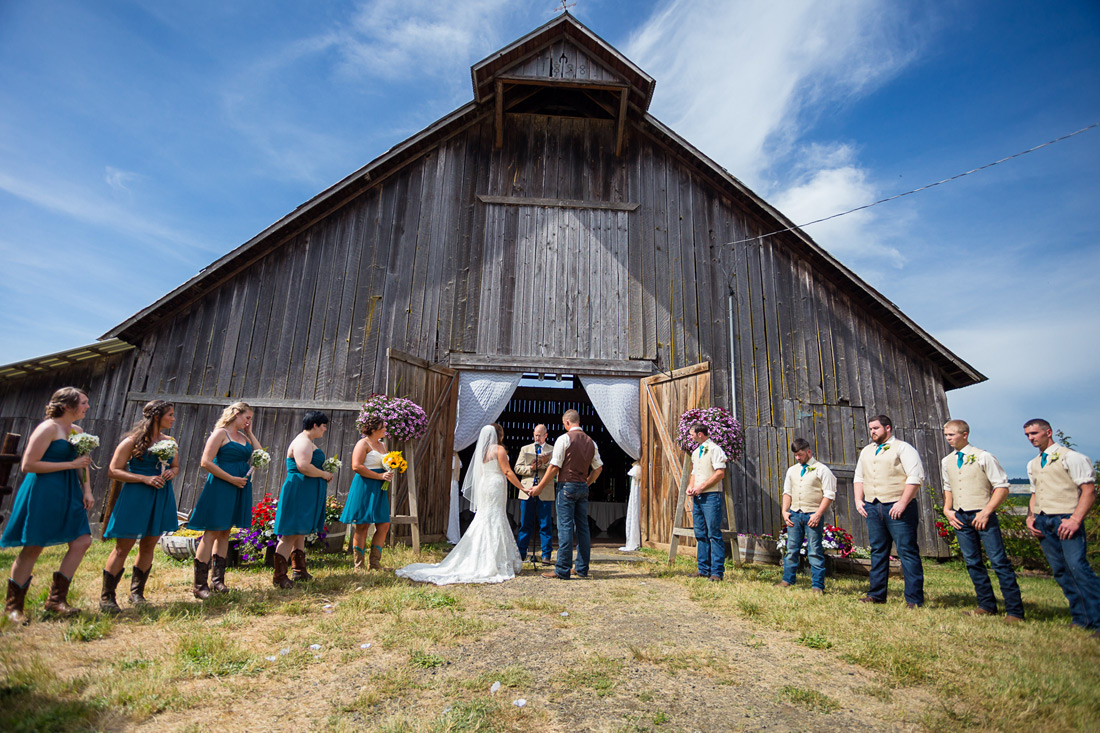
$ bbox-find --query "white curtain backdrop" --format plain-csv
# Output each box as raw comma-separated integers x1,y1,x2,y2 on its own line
452,371,523,450
578,375,642,459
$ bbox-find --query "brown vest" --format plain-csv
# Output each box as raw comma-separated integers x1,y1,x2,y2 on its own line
560,430,595,484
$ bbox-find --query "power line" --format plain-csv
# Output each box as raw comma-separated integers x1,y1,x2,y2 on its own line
725,121,1100,248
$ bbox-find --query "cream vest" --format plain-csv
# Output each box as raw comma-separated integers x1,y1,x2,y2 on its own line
942,451,993,511
859,443,908,502
788,464,827,513
1029,452,1081,515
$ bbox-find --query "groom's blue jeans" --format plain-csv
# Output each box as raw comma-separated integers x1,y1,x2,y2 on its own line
518,496,553,561
555,482,590,578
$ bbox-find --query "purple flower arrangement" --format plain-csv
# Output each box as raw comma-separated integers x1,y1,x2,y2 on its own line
355,393,429,442
676,407,744,461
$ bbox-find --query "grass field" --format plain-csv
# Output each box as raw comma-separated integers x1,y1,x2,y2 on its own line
2,541,1098,732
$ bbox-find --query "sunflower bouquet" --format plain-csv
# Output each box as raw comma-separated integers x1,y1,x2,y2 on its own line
380,450,407,491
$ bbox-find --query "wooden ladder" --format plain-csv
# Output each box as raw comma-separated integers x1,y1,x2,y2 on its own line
667,454,741,567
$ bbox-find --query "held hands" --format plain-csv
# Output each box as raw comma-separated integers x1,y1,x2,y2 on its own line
945,509,964,530
162,467,179,481
146,474,167,489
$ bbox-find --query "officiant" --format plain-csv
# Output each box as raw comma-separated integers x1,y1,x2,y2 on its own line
514,424,555,565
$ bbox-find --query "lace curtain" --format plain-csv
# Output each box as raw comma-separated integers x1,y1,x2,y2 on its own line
578,375,642,459
452,371,523,450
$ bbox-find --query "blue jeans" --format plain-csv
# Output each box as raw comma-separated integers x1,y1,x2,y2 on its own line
1034,513,1100,629
517,496,553,560
692,491,725,578
864,500,924,605
782,511,826,589
954,509,1024,618
555,482,590,578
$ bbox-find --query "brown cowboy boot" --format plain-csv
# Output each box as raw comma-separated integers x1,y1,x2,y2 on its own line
210,554,229,593
44,571,81,617
192,559,211,600
5,577,31,625
129,565,150,606
369,545,382,571
290,549,313,582
272,552,294,589
99,568,123,615
353,545,366,570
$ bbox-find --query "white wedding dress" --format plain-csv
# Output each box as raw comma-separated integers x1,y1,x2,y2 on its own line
396,427,522,585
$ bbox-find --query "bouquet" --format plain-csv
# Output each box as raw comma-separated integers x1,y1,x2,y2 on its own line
149,437,178,474
322,455,342,474
380,450,407,492
247,447,271,477
69,429,100,484
355,394,429,442
234,493,278,563
677,407,744,462
776,524,854,558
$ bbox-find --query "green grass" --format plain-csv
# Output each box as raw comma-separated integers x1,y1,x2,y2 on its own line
777,685,839,713
562,655,624,697
176,631,258,677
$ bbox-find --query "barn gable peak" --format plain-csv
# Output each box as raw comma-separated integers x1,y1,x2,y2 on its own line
472,13,655,153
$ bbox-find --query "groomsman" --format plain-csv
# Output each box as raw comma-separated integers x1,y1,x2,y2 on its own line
533,410,602,580
854,415,926,608
1024,419,1100,633
941,420,1024,622
514,424,555,565
687,423,728,581
777,438,836,594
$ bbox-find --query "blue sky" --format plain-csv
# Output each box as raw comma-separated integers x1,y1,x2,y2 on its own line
1,0,1098,474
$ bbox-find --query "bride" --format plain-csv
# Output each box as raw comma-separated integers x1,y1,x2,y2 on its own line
396,424,526,585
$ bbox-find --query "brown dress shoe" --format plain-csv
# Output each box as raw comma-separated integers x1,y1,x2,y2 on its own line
542,571,569,580
192,559,211,600
290,549,313,581
1004,615,1024,624
99,568,123,615
5,577,31,625
44,571,81,617
272,552,295,589
775,580,792,588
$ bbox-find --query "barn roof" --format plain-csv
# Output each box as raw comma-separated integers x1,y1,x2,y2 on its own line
101,13,984,390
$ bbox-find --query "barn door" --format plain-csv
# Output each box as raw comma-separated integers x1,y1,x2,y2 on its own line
385,348,459,551
639,361,712,549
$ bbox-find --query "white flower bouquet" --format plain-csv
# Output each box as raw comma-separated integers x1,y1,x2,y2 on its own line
69,430,100,483
247,447,271,477
322,455,342,474
149,437,178,474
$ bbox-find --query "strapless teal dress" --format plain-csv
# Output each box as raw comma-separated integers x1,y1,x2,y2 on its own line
341,474,390,524
188,440,253,531
273,449,326,535
1,439,90,547
103,450,180,539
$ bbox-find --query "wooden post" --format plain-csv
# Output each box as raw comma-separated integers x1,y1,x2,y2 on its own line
666,455,692,564
389,439,422,554
0,433,23,529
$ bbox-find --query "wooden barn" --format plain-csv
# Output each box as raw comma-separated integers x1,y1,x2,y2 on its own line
0,14,983,556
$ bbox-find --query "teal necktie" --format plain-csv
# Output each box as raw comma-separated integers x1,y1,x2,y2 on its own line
957,451,964,468
800,465,807,477
1041,452,1048,468
875,444,884,455
698,446,704,458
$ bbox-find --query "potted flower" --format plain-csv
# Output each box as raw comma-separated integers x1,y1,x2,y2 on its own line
234,492,279,566
355,394,429,442
735,533,782,564
306,496,348,553
677,407,744,461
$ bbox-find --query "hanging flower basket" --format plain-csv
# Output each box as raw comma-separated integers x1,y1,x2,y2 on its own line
356,394,429,441
677,407,744,461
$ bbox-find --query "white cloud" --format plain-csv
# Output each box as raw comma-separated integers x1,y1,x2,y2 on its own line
104,166,139,195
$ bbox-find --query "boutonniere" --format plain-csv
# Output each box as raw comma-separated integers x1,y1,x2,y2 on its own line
964,454,976,465
1049,451,1061,463
806,466,816,472
698,445,709,457
880,444,891,452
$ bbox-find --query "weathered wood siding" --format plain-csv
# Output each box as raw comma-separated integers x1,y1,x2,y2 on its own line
0,103,954,555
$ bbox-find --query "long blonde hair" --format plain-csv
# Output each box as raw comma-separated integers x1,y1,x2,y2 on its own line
216,401,253,428
45,387,87,419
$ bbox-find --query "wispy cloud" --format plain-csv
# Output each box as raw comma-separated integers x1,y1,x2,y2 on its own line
104,165,139,196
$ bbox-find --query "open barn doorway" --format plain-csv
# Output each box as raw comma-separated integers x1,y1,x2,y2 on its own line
455,373,634,545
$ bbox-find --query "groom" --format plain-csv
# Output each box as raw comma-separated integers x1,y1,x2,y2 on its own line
532,409,603,580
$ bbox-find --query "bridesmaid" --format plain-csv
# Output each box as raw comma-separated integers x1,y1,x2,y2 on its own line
2,387,95,624
271,411,332,588
100,400,179,613
188,402,259,599
341,416,393,570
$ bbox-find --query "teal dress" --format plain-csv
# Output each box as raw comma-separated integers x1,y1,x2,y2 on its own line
341,450,390,524
188,440,253,531
1,439,90,547
103,450,180,539
273,448,326,535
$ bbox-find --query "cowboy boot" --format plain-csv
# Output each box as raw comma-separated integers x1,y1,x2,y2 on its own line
99,569,123,615
129,565,150,606
353,546,366,570
5,577,31,625
192,559,211,600
369,545,382,571
44,571,81,617
290,549,313,582
210,554,229,593
272,552,294,589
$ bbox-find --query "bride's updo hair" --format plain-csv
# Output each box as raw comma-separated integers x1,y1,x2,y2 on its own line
45,387,87,419
216,401,253,428
491,423,504,442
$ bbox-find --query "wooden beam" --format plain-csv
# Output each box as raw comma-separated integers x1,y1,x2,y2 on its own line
126,392,364,412
476,195,638,212
494,74,630,93
616,87,628,157
448,354,653,377
495,78,504,149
